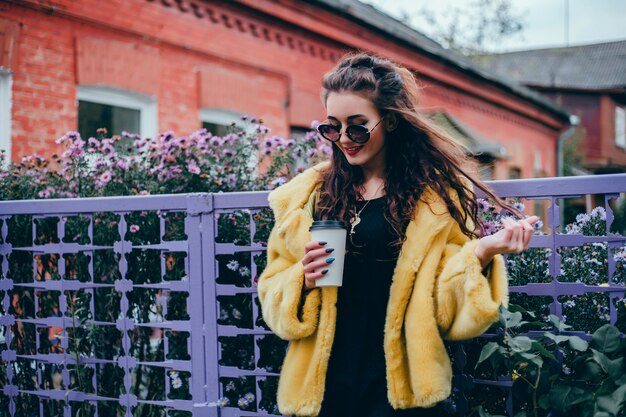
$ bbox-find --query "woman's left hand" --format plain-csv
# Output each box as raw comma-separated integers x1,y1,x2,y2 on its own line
475,216,539,268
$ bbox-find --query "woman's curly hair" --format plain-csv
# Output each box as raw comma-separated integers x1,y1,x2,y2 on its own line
315,51,519,249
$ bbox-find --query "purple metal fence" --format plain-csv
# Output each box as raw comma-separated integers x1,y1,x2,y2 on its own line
0,174,625,417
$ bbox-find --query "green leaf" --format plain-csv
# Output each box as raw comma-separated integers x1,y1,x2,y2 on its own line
591,324,621,354
591,349,612,374
513,412,528,417
550,314,572,331
531,340,557,361
543,332,570,345
607,357,624,381
509,336,533,353
610,383,626,405
549,385,586,412
508,303,536,318
518,352,543,367
579,360,603,382
593,412,611,417
500,307,523,328
569,336,589,352
538,393,550,410
596,394,619,415
477,342,501,368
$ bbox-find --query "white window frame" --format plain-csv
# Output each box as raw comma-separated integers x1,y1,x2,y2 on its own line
615,105,626,149
534,150,542,173
199,108,249,133
0,70,12,164
200,108,259,171
76,85,158,139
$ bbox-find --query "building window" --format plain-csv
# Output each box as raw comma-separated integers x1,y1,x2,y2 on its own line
0,70,12,162
533,150,542,174
509,167,522,179
616,106,626,149
199,109,246,137
77,86,158,140
478,162,494,180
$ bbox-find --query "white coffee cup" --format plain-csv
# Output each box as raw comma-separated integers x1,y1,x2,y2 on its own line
309,220,348,287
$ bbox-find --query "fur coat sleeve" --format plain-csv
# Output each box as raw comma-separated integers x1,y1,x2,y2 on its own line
256,164,328,341
434,209,509,341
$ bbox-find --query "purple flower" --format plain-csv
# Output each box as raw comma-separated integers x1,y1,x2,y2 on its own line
187,159,201,175
310,120,321,129
320,143,333,156
222,149,235,157
477,198,491,213
114,159,128,170
513,202,525,212
129,225,140,233
38,188,52,198
96,170,112,188
223,133,239,143
482,221,498,236
270,177,287,188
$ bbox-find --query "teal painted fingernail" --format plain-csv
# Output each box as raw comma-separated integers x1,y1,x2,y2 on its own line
319,241,327,246
321,269,329,275
326,257,335,263
325,248,335,253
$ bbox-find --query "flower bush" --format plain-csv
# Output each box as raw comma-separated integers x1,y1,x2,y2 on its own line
0,119,327,417
472,306,626,417
467,200,626,417
0,123,624,417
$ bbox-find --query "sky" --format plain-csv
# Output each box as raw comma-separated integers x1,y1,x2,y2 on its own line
360,0,626,52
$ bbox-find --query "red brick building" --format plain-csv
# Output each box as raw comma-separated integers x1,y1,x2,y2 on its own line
476,40,626,175
0,0,571,180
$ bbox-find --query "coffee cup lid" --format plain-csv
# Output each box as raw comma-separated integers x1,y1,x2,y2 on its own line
309,220,348,231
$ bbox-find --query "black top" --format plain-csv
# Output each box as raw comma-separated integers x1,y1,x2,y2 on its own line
321,196,399,414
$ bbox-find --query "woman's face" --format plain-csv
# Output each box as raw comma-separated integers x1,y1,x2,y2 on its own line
324,91,387,173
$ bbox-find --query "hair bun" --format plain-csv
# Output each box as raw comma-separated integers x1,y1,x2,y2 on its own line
350,55,376,69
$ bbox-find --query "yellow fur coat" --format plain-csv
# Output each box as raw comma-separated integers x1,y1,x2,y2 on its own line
257,162,508,416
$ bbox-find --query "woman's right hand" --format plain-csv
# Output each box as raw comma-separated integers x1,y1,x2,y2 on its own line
301,241,336,290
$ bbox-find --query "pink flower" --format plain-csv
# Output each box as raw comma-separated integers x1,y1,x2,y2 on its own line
114,159,128,170
129,225,140,233
96,170,112,188
477,198,491,213
187,159,201,175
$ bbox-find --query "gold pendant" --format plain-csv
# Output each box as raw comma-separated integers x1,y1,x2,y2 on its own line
349,214,361,236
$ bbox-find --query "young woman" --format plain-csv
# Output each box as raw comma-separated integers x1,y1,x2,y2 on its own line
258,52,537,417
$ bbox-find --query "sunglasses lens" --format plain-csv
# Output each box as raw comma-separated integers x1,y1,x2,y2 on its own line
346,125,369,143
317,124,340,141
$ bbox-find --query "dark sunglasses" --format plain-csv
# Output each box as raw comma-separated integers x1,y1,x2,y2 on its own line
316,118,384,144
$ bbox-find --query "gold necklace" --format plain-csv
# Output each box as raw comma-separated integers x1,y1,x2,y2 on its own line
349,182,384,237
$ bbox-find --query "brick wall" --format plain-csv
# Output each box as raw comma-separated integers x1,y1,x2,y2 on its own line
1,0,567,179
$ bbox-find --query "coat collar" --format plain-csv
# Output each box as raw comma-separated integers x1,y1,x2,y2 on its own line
267,162,454,269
